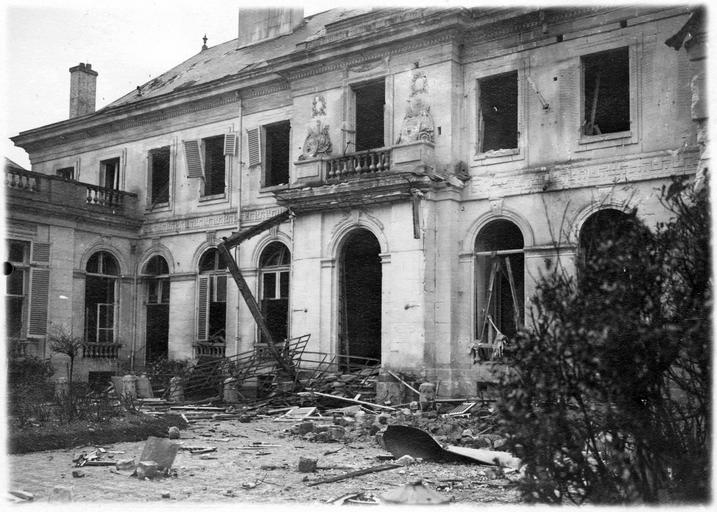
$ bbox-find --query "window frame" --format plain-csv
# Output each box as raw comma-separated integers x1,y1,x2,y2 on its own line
261,120,292,190
196,248,228,342
5,239,30,340
351,79,387,153
84,251,120,344
576,42,639,151
99,157,121,190
200,135,227,199
147,146,172,209
55,167,75,181
471,60,526,165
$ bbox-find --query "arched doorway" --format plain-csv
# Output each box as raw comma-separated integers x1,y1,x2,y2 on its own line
143,255,169,362
339,229,382,363
85,251,119,343
579,208,635,264
259,242,291,350
474,220,524,343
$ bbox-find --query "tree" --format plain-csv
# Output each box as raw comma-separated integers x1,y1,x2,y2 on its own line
498,176,710,504
48,325,84,386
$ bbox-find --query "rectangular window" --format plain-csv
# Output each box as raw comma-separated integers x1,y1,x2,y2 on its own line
354,80,385,152
149,146,171,206
5,240,30,339
478,71,518,153
100,158,120,189
582,47,630,136
56,167,74,180
263,121,291,187
203,136,226,196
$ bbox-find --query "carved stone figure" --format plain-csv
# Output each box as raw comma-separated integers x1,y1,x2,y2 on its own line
397,71,435,144
299,95,332,160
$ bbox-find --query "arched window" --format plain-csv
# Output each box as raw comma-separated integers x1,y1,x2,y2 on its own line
474,220,524,353
197,248,228,343
85,251,120,343
143,255,170,362
259,242,291,352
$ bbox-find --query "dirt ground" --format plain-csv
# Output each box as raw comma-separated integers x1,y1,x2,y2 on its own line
8,415,522,504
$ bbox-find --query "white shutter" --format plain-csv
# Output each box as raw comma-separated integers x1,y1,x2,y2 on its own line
28,268,50,337
247,128,262,167
183,140,203,178
197,276,209,341
224,133,237,156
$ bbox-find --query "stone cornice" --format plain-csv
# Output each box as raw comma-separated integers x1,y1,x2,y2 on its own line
140,211,239,236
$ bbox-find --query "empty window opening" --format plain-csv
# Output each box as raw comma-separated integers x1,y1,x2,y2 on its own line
149,147,171,206
258,242,291,356
339,229,382,365
143,255,170,362
203,136,226,196
5,240,30,339
474,221,524,357
478,71,518,152
582,47,630,135
100,158,120,190
56,167,74,180
197,249,227,343
85,251,119,344
264,121,291,187
354,81,385,152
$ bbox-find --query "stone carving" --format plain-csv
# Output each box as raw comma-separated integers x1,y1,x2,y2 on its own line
397,71,435,144
299,95,332,160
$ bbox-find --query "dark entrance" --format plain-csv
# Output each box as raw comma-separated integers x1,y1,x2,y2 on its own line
339,229,382,362
144,256,170,362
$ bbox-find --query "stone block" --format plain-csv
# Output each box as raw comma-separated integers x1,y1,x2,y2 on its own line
297,457,318,473
136,461,160,480
139,436,179,471
49,485,73,502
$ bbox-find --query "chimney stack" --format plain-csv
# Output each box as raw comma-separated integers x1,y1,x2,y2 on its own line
69,63,98,118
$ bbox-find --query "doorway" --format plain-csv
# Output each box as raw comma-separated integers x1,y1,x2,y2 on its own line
339,229,382,362
144,256,170,362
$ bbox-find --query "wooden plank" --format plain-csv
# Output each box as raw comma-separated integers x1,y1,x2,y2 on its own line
385,370,420,396
297,391,396,411
306,463,401,487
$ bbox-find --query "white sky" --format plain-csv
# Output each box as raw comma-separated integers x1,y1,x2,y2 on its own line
1,0,695,169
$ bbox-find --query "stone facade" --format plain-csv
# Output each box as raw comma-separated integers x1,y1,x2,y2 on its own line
7,7,704,395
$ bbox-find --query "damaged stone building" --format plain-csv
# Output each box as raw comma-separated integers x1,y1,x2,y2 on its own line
7,7,706,396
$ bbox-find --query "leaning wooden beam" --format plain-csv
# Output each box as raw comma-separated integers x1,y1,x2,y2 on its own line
221,209,292,250
306,463,401,487
217,242,295,378
297,391,396,411
386,370,420,396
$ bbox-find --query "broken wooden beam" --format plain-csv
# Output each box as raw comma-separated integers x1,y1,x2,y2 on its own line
385,370,420,396
306,463,401,487
297,391,396,411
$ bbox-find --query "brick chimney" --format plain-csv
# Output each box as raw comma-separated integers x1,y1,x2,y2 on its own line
69,63,98,118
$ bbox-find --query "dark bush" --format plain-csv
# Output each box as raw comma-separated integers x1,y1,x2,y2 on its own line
498,177,710,504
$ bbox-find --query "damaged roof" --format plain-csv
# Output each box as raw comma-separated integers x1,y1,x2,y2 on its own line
105,9,369,109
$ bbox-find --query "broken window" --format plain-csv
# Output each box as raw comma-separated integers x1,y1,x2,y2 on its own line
149,146,171,207
56,167,74,180
258,242,291,356
578,208,642,272
143,255,170,362
478,71,518,153
85,251,119,344
202,136,226,196
5,240,30,339
474,221,524,359
263,121,291,187
354,80,386,152
100,157,120,190
582,47,630,136
197,249,227,342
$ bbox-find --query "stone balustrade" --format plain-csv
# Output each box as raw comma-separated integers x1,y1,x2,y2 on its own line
193,342,226,358
326,148,391,181
82,342,122,359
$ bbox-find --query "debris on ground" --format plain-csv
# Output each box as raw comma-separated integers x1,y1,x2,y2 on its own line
380,480,451,505
9,490,35,502
297,456,318,473
329,492,381,505
306,463,402,487
383,425,521,468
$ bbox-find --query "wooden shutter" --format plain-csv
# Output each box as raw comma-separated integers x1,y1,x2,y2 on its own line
31,242,50,263
224,133,237,156
28,268,50,336
247,128,262,167
183,140,203,178
197,276,209,341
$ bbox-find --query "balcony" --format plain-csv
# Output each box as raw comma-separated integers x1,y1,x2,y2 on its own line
82,342,122,359
193,342,227,359
278,142,437,213
5,167,141,226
